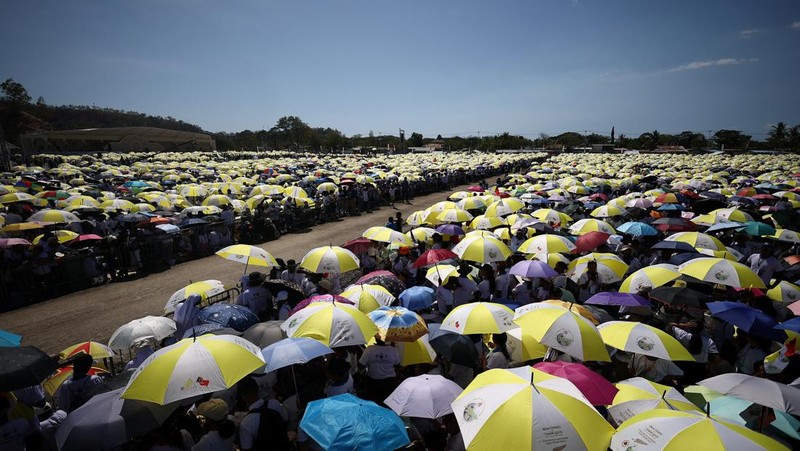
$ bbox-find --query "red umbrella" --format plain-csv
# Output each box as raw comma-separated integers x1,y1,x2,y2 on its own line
413,249,458,268
533,361,618,405
70,234,103,247
785,255,800,266
342,238,372,255
467,185,484,192
574,231,610,253
288,294,354,316
652,217,698,232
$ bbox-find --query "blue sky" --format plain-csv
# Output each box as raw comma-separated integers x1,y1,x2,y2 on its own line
1,1,799,139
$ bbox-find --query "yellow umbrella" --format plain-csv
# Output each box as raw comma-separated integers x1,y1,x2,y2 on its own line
514,304,610,362
665,232,726,251
59,341,115,361
43,366,109,396
518,234,576,254
469,215,506,230
590,205,625,218
569,218,616,235
598,321,695,361
568,253,629,284
507,328,548,361
1,222,44,233
457,196,487,210
406,209,440,226
436,208,473,223
766,280,800,304
609,377,701,425
340,284,395,313
299,246,360,274
532,208,573,226
27,209,80,223
441,302,516,334
484,198,525,217
527,252,571,268
678,257,766,289
122,335,265,405
281,302,378,347
620,264,681,293
452,367,614,451
406,227,436,243
362,226,412,245
164,279,227,313
32,230,79,245
451,235,512,263
215,244,278,276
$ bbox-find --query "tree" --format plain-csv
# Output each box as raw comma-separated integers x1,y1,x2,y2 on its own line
768,122,789,150
436,134,443,140
712,130,751,150
270,116,310,150
408,132,424,147
0,78,31,104
788,125,800,152
639,130,661,150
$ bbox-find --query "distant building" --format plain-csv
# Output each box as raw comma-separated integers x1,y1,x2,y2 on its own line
425,140,445,150
655,145,688,153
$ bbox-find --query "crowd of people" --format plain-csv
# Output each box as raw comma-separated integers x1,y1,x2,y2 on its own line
3,151,800,450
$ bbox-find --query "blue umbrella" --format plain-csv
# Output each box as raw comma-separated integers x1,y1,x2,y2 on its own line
398,286,435,311
435,224,465,236
707,301,785,342
368,306,428,342
180,218,208,228
705,222,746,233
0,330,22,347
652,240,698,253
261,337,333,372
774,317,800,335
300,394,410,451
617,221,659,237
657,204,686,211
668,252,706,265
181,323,240,339
585,292,650,307
197,303,259,332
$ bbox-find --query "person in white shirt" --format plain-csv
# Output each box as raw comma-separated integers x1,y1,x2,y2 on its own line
236,377,290,450
486,333,510,369
436,285,455,319
453,277,479,307
746,244,784,286
628,354,684,384
279,260,307,286
325,358,354,397
359,340,400,404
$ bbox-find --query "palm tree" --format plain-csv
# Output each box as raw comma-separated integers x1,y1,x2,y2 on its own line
639,130,661,150
769,122,788,150
788,125,800,152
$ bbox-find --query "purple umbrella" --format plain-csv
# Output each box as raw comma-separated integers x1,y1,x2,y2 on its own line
585,292,650,307
508,260,558,279
435,224,465,236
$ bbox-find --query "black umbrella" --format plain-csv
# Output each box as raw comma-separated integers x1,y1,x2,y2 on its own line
649,286,710,309
262,279,305,304
356,271,406,297
693,198,728,214
651,240,698,253
119,213,149,223
0,346,59,392
428,324,479,367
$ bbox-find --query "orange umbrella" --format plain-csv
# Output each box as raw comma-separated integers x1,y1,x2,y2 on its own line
58,341,115,361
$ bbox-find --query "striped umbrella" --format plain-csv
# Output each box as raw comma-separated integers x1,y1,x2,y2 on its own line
27,209,80,224
340,284,395,313
300,246,360,274
451,235,512,263
281,302,377,348
441,302,516,334
518,234,576,254
598,321,695,361
368,306,428,342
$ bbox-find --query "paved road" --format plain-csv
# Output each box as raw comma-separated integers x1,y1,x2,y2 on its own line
0,186,467,354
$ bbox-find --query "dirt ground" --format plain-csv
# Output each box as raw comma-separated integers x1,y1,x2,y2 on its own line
0,186,470,354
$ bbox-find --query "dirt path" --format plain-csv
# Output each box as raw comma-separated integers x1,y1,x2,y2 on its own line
0,186,469,354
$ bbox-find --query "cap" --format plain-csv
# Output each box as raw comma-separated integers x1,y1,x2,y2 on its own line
196,399,228,422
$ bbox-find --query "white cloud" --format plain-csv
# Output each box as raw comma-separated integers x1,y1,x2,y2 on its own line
739,28,766,38
792,21,800,30
666,58,757,73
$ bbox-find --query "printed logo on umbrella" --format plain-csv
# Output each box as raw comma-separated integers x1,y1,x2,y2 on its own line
463,399,485,421
555,329,574,347
488,249,498,259
713,270,729,281
636,336,655,351
181,377,210,391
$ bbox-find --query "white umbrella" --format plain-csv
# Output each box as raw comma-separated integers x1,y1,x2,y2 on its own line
108,316,177,349
384,374,463,419
699,373,800,415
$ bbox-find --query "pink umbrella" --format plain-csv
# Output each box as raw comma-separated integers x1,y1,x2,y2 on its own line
288,294,354,316
413,249,458,268
533,361,618,405
342,238,372,255
70,234,103,246
788,300,800,316
0,238,32,248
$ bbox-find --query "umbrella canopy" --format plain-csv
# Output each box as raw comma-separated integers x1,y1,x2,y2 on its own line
617,221,659,236
55,388,180,451
650,286,710,309
678,257,766,289
508,260,558,279
533,361,618,405
585,292,650,307
0,346,61,391
766,281,800,304
620,264,681,293
507,327,548,362
518,233,577,254
109,316,177,349
698,373,800,416
341,238,373,254
441,302,516,334
427,324,480,367
598,321,695,361
241,321,287,348
665,231,726,251
368,306,428,342
413,248,458,268
27,208,80,223
340,284,395,313
394,334,437,366
574,231,611,253
362,226,412,245
568,253,629,285
451,235,512,263
706,301,784,342
215,244,278,268
43,365,109,396
452,366,614,451
121,334,264,405
398,286,435,311
385,374,463,419
609,377,701,425
300,245,360,274
198,303,260,332
300,394,410,451
0,329,22,347
288,294,354,316
569,218,616,235
514,304,610,362
164,279,226,314
260,337,333,373
610,409,787,451
59,341,115,361
281,302,378,348
356,270,406,296
436,208,473,223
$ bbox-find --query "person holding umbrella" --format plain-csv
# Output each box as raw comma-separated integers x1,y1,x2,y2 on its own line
236,272,273,322
358,337,400,406
55,353,105,413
